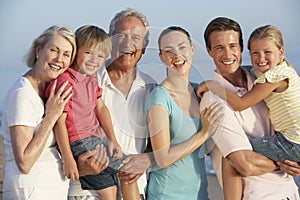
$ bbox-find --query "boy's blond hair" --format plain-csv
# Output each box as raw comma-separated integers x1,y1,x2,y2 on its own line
75,25,111,58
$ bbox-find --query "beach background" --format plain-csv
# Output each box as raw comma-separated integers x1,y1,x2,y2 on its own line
0,138,225,199
0,0,300,199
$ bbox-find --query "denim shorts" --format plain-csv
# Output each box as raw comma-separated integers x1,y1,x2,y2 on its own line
250,132,300,162
70,136,126,190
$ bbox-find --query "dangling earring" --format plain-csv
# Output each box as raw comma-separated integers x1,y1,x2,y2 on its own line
36,55,39,60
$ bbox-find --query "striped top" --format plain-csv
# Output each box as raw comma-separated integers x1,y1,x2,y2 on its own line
254,61,300,143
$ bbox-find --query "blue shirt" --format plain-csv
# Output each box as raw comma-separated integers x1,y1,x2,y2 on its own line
146,86,208,200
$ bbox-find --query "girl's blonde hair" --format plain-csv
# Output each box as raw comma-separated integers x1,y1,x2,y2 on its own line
248,25,290,65
248,25,283,51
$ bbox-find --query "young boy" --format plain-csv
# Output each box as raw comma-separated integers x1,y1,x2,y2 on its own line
46,25,139,200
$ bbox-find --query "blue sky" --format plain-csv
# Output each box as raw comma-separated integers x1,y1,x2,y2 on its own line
0,0,300,108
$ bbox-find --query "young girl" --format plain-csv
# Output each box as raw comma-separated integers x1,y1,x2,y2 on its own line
198,25,300,199
46,25,139,200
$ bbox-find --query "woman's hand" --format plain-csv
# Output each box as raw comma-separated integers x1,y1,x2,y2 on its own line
45,79,72,121
9,80,73,174
200,102,224,138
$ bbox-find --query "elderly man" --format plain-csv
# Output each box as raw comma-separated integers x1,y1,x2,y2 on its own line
68,9,156,200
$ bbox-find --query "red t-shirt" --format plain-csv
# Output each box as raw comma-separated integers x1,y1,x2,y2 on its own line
45,68,102,143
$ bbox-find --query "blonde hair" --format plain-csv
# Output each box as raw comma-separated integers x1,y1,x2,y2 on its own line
248,25,289,65
25,25,76,68
75,25,112,58
248,25,283,51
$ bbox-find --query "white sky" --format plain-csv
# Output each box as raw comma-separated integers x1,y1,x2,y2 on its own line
0,0,300,107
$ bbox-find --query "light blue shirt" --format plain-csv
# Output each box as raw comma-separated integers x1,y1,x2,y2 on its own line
146,86,208,200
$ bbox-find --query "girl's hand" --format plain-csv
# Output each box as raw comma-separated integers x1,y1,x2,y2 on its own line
45,80,72,120
200,102,224,138
197,81,209,98
197,80,223,98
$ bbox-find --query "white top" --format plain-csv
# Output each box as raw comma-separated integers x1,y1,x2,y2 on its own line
2,77,68,199
98,67,157,155
200,68,299,200
68,67,156,196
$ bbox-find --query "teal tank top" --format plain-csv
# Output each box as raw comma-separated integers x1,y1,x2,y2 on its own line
146,86,208,200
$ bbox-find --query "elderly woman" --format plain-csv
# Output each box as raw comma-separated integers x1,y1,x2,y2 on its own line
1,25,76,199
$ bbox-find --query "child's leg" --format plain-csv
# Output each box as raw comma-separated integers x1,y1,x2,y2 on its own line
120,180,140,200
250,133,300,162
106,154,139,199
96,185,118,200
222,156,242,200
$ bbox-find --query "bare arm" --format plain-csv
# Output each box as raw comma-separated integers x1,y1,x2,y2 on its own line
222,156,242,200
207,80,285,111
10,80,72,174
229,151,300,177
96,98,121,158
54,113,79,181
148,103,223,169
118,129,156,184
196,81,209,98
227,150,278,177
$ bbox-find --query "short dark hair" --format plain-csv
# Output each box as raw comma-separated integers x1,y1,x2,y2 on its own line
204,17,244,52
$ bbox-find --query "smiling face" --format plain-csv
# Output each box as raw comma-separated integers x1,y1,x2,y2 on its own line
36,34,73,80
110,16,147,71
249,38,284,73
159,30,194,77
207,30,242,77
73,44,106,76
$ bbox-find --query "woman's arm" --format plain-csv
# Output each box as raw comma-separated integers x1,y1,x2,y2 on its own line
148,103,223,169
10,80,72,174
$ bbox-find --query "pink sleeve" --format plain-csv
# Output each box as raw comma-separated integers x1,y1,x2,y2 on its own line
96,85,103,99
